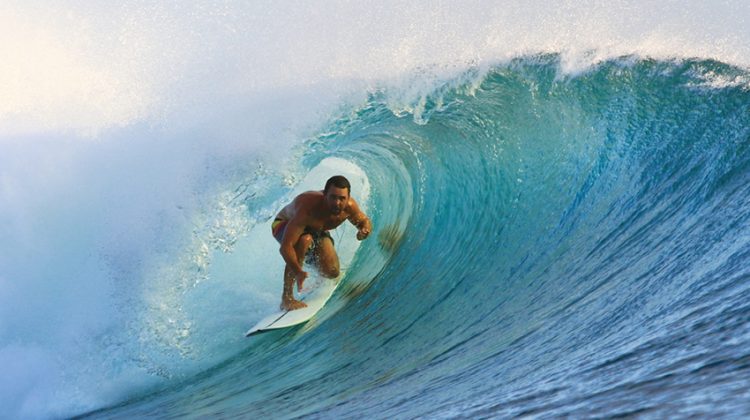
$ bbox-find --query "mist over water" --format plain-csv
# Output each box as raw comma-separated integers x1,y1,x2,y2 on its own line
2,2,750,418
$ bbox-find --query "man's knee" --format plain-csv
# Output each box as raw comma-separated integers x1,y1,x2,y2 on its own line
295,234,313,255
320,261,340,278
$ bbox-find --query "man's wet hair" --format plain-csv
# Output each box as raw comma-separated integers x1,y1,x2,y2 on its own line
324,175,351,194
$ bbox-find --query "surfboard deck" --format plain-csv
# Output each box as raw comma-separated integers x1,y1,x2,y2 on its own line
245,277,340,337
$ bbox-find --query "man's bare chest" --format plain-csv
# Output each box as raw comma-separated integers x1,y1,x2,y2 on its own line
308,213,348,231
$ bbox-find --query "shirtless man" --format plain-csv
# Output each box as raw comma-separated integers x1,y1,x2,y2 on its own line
271,175,372,310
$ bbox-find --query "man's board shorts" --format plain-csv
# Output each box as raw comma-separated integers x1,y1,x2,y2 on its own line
272,218,334,260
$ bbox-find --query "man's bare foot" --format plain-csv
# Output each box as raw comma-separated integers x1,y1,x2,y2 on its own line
281,298,307,311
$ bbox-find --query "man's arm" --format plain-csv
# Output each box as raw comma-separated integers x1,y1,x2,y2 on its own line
347,199,372,240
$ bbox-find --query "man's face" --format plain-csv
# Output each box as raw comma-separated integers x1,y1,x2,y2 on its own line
325,186,349,215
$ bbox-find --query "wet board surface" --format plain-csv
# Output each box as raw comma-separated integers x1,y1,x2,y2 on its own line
245,278,340,337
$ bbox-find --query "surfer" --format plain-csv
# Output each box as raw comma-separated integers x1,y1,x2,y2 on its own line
271,175,372,311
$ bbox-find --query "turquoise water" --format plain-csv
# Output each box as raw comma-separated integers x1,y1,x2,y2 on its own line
87,57,750,418
2,3,750,419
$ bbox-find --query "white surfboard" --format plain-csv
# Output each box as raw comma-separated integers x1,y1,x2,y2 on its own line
245,277,340,337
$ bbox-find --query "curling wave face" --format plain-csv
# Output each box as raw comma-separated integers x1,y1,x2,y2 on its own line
91,57,750,418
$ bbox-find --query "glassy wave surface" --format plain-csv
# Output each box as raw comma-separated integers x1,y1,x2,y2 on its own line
92,57,750,418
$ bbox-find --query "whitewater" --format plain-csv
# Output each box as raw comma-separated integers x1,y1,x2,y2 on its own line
2,1,750,418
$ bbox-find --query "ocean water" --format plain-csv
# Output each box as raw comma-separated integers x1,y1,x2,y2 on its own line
2,2,750,419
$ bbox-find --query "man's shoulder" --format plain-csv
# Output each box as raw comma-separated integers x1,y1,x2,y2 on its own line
295,190,324,204
347,196,361,210
290,191,323,214
295,190,323,198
